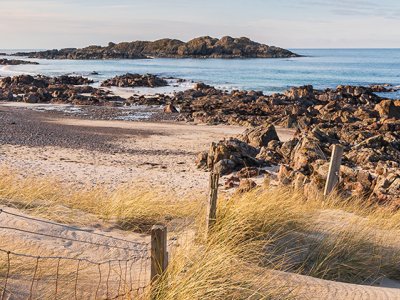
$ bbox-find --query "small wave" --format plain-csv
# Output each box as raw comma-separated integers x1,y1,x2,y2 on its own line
0,65,37,77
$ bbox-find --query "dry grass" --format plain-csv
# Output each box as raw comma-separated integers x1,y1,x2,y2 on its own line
0,166,202,232
212,187,400,283
1,165,400,299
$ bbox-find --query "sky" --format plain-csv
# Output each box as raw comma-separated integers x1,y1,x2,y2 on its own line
0,0,399,49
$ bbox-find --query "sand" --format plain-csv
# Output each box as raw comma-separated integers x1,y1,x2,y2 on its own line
0,103,295,195
1,103,399,299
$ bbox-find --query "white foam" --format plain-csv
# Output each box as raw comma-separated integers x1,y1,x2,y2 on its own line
114,112,154,121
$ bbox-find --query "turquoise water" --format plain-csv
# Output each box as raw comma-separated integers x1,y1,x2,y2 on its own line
1,49,399,97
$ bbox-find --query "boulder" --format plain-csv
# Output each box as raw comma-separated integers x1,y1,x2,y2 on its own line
375,100,400,119
101,73,168,88
284,85,314,100
239,124,280,148
214,159,236,176
291,137,327,174
23,92,39,103
195,151,208,170
207,138,261,175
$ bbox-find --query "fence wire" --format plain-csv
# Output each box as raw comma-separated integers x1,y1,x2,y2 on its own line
0,209,152,300
0,209,148,247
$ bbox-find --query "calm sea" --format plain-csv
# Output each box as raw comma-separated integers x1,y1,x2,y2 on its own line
1,49,399,98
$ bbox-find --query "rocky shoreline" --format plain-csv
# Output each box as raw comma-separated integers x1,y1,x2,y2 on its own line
191,85,400,206
12,36,299,59
0,58,39,65
1,72,399,206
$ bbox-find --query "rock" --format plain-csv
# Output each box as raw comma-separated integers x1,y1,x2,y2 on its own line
278,165,293,185
214,159,236,176
101,73,168,88
371,173,400,204
195,151,208,170
375,100,400,119
291,137,326,175
0,59,38,65
279,139,299,161
207,138,261,175
50,75,94,85
194,82,212,90
164,104,179,113
224,176,240,189
236,179,257,194
236,167,261,178
23,92,39,103
239,124,280,148
15,36,299,60
284,85,314,101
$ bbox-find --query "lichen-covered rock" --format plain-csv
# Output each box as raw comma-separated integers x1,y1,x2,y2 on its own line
239,124,280,148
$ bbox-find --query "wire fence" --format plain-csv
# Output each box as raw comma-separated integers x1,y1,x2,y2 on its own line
0,208,152,300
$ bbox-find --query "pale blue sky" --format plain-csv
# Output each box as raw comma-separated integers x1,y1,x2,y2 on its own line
1,0,399,49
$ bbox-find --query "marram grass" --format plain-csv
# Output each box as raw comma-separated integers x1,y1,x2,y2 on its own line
1,166,400,299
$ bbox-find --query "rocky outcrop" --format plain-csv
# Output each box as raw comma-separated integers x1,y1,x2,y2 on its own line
0,59,39,65
0,75,123,105
101,73,168,88
192,85,400,206
14,36,299,59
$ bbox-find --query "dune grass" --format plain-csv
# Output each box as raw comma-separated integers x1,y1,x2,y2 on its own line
1,166,400,299
0,166,202,232
152,187,400,299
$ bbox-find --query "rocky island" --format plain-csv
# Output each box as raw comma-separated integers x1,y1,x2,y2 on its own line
0,58,39,65
13,36,299,59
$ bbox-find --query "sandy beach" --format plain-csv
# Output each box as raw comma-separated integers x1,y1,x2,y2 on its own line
0,103,242,195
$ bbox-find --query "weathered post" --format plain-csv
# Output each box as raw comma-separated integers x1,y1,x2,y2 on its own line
206,171,220,234
324,144,344,196
150,225,168,282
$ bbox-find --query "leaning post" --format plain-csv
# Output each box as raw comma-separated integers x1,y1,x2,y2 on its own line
324,144,344,196
206,171,220,235
150,225,168,282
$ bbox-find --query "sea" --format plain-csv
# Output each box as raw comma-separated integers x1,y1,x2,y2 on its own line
1,49,399,99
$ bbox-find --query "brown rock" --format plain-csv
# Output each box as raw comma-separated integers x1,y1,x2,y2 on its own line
236,179,257,193
164,104,179,113
239,124,280,148
375,100,400,119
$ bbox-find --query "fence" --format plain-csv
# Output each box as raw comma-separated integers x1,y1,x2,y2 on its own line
0,144,344,299
0,208,168,300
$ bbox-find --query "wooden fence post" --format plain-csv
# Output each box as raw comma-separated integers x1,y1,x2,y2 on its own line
150,225,168,282
206,172,220,234
324,144,344,196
